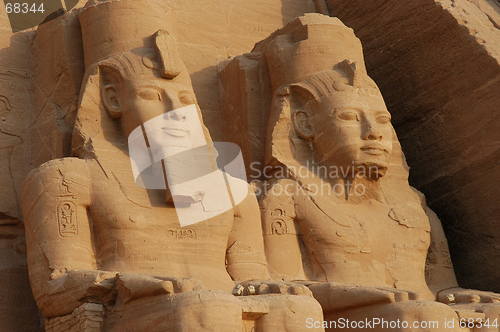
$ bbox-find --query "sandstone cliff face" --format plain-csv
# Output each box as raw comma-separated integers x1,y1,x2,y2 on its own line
326,0,500,291
0,7,41,332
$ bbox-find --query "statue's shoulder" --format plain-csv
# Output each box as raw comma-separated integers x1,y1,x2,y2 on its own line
25,157,89,180
22,158,91,201
261,177,300,198
260,178,298,217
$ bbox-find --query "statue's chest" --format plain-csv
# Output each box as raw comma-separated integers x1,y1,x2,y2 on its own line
295,192,430,255
90,185,235,243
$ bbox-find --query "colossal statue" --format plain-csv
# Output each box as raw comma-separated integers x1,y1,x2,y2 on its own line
21,1,323,331
221,14,500,331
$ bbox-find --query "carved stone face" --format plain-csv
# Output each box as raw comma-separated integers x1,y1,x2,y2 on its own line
310,90,394,178
104,73,197,138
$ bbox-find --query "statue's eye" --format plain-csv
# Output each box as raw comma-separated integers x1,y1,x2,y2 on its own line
337,110,359,121
138,89,161,101
376,114,391,124
179,91,195,105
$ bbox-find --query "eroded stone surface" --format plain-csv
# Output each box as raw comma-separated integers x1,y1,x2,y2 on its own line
0,0,498,330
220,13,500,331
20,1,325,330
0,7,41,332
325,0,500,292
1,0,317,330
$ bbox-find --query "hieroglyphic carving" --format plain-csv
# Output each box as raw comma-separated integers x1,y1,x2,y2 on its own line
21,3,325,330
269,209,289,235
167,228,197,240
221,13,500,329
57,201,77,237
270,220,287,235
0,95,12,116
61,178,72,195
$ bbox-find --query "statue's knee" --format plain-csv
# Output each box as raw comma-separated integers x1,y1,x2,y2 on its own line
173,291,242,331
394,301,457,321
278,295,324,319
256,295,324,331
108,292,243,331
328,301,460,331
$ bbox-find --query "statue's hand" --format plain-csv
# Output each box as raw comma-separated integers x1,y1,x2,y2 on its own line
306,282,419,312
116,273,174,304
48,269,117,299
116,274,204,304
372,286,420,302
438,287,500,304
160,276,205,293
232,280,312,297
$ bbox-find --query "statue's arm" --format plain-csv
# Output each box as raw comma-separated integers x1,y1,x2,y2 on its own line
226,185,270,281
424,203,459,296
259,179,306,281
425,205,500,304
21,158,116,318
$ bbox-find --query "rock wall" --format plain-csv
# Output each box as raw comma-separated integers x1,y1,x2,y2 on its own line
326,0,500,291
0,6,41,332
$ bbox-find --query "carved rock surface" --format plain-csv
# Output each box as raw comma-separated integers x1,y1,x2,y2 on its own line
326,0,500,292
2,1,316,331
0,7,41,332
0,0,498,330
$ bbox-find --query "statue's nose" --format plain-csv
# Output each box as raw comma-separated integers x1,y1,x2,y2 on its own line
169,112,180,120
362,122,383,141
164,91,184,112
168,111,185,122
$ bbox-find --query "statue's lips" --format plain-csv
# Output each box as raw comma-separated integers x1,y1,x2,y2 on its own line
161,127,188,137
360,145,388,156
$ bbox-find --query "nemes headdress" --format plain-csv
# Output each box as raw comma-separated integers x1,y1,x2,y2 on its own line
73,0,206,208
79,0,186,80
254,13,371,91
73,0,193,154
255,14,391,168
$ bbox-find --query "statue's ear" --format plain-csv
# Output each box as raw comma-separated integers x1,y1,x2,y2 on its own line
293,109,313,140
99,65,122,119
289,83,316,140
